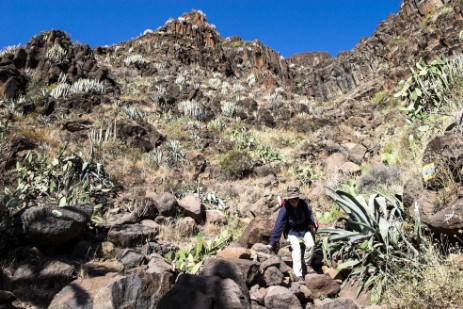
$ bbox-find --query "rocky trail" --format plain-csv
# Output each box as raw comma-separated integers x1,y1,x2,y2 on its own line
1,0,463,308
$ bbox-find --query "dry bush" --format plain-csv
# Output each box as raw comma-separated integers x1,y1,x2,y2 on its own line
382,244,463,308
358,164,401,193
219,149,253,180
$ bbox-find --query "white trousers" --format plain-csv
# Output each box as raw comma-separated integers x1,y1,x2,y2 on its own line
287,232,315,277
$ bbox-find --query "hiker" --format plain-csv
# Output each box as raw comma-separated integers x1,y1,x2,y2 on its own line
267,187,317,280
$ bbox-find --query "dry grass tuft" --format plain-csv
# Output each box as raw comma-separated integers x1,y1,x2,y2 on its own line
382,244,463,308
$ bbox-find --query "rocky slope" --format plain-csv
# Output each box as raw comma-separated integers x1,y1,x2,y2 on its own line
1,0,463,308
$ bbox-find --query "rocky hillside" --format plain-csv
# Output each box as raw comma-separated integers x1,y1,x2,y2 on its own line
1,0,463,308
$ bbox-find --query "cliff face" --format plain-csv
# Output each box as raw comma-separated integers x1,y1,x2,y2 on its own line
288,0,463,100
1,0,463,102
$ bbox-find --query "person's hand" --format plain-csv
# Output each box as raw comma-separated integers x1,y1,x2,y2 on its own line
309,225,316,235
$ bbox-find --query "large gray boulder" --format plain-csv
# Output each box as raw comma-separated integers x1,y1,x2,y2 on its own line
239,216,274,248
107,223,159,247
313,297,358,309
49,274,125,309
93,272,173,308
303,273,340,299
264,286,302,309
145,191,179,217
422,130,463,190
158,285,213,309
178,194,205,223
16,204,93,246
174,274,251,309
201,257,259,297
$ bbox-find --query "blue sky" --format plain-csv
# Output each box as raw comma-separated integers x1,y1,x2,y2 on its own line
1,0,401,58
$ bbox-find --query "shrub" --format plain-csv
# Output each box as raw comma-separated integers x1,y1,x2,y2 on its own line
219,149,252,180
289,164,322,185
50,83,71,99
165,230,231,274
358,165,401,193
395,57,463,119
70,78,105,95
166,140,184,167
372,91,387,105
124,54,146,67
0,44,21,57
230,127,256,150
178,100,206,121
3,146,115,210
382,247,463,308
256,145,283,164
221,101,236,117
46,44,68,65
208,117,227,132
319,189,422,304
380,148,401,165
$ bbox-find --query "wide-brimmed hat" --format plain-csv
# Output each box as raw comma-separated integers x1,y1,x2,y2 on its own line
283,187,303,200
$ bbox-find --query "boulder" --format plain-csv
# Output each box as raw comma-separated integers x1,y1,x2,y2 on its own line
16,204,93,246
107,223,159,247
48,274,125,309
201,257,259,291
348,144,368,165
217,247,253,259
145,191,179,217
249,284,265,304
116,248,145,269
313,297,358,309
421,198,463,238
303,274,340,299
206,209,227,225
133,197,158,219
93,272,173,309
176,217,197,237
264,286,302,309
13,258,76,284
2,75,27,99
141,219,160,229
116,119,162,152
158,285,214,309
95,241,116,259
324,152,347,176
239,216,274,248
174,274,251,309
146,253,173,275
260,255,286,273
402,176,436,220
290,282,313,303
178,194,205,223
141,241,179,257
83,261,124,277
12,257,77,306
422,131,463,190
341,162,361,175
0,290,15,306
263,266,284,286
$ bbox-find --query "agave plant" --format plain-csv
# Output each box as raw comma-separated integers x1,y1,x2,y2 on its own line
165,230,231,274
319,188,422,303
396,56,463,119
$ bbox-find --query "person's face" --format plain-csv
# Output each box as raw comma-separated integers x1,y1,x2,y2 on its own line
288,198,299,207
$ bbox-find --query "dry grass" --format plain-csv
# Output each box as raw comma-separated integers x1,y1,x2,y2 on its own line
382,246,463,308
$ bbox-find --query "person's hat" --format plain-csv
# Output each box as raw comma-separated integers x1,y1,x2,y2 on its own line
283,187,303,200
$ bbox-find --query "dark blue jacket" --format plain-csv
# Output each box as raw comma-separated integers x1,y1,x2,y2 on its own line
269,199,315,247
